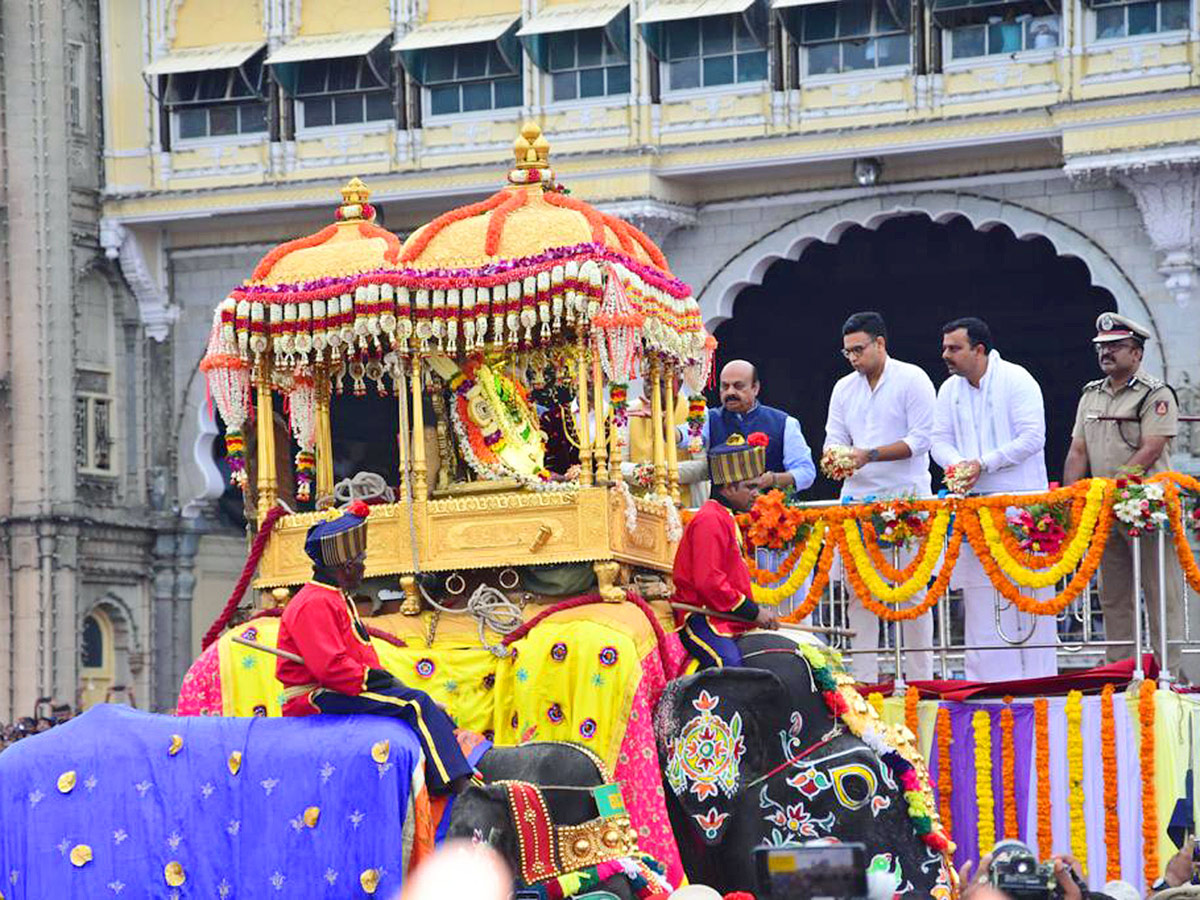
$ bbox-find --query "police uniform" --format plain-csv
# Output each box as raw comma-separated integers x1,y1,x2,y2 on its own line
1071,313,1182,670
276,501,473,794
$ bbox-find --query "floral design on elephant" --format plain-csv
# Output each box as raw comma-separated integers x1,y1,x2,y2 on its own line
867,853,911,895
693,807,731,840
758,784,835,845
784,766,831,800
665,690,746,802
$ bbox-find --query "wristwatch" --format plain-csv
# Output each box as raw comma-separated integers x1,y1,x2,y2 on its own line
866,448,880,463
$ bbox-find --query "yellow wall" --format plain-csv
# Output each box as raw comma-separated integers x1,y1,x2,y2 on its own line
425,0,520,22
299,0,391,35
171,0,264,48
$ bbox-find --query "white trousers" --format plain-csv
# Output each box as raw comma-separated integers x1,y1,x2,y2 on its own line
841,545,934,685
955,546,1058,681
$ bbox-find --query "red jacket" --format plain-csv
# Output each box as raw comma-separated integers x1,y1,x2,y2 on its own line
277,581,382,716
672,500,760,636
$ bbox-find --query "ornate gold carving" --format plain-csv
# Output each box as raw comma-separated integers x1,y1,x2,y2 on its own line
399,575,421,616
594,560,622,603
528,524,553,553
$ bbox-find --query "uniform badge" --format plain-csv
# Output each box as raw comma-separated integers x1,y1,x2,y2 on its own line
1154,400,1168,416
1099,313,1114,331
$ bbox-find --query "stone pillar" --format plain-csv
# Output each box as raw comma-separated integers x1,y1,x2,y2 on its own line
1112,163,1200,309
151,524,200,711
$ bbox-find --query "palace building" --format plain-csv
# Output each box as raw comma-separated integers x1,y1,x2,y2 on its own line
2,0,1198,717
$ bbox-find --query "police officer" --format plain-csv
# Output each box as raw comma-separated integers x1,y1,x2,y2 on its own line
1064,312,1182,673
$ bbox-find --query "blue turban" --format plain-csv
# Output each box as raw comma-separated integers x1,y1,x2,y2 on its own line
304,500,370,569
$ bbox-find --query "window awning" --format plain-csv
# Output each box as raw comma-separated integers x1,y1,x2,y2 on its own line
143,41,266,76
392,13,521,52
929,0,1057,28
517,1,628,37
265,28,393,66
636,0,757,25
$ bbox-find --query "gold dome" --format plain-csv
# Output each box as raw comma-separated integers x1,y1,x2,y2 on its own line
400,122,670,273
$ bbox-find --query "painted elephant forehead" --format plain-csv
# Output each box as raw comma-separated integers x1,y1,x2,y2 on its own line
665,690,746,803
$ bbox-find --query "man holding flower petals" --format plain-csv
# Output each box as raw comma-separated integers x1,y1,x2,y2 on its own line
823,311,937,684
931,316,1058,680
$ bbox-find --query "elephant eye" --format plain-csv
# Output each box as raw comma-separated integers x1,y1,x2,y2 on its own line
830,763,879,811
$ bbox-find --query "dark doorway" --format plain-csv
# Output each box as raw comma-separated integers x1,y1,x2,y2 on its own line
712,213,1117,499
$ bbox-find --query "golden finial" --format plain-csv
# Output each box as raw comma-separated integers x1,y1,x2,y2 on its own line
337,177,375,222
514,121,549,170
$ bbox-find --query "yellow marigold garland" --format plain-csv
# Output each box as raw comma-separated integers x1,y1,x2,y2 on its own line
1034,698,1052,861
1139,679,1158,888
749,520,826,605
976,479,1107,588
841,509,952,603
1065,690,1087,875
1001,697,1018,840
974,709,996,857
936,705,953,839
1100,683,1120,882
868,691,885,719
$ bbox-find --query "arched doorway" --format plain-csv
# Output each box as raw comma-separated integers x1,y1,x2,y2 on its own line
78,609,114,711
711,213,1118,498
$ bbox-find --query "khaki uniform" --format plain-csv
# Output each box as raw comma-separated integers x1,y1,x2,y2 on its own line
1071,367,1181,669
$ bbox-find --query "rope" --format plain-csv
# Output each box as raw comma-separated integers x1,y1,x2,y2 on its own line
419,581,523,658
201,503,288,650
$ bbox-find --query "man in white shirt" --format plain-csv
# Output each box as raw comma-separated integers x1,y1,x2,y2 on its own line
931,317,1057,681
824,312,936,684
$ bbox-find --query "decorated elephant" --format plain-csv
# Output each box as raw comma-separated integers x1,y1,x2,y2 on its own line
653,633,954,897
447,741,671,900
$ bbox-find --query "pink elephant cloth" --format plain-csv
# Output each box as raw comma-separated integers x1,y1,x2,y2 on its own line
176,640,222,715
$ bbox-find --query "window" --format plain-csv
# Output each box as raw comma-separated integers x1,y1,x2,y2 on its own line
295,54,393,129
81,615,104,668
799,0,910,74
67,42,86,134
166,50,267,141
1093,0,1190,38
76,369,114,474
950,14,1060,56
546,27,630,101
663,14,768,90
424,42,522,116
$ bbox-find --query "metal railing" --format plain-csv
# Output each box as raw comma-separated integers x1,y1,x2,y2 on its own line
757,492,1198,689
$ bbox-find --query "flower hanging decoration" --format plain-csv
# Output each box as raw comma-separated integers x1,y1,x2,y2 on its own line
610,383,629,459
1005,501,1070,557
1034,698,1052,862
820,445,858,481
591,267,643,384
686,395,706,454
870,499,929,549
1111,469,1168,536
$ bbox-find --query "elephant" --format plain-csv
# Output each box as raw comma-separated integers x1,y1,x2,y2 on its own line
447,742,647,900
653,633,952,897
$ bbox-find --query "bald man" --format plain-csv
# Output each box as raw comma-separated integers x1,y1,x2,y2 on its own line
685,360,816,493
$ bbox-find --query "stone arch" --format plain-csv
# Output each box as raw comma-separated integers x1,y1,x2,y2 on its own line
695,191,1164,372
78,593,143,708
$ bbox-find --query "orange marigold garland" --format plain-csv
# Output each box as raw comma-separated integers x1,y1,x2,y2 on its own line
862,518,925,582
1001,697,1018,840
840,518,965,622
399,190,508,263
905,685,921,745
936,706,953,839
1139,679,1159,888
1100,683,1121,882
1162,479,1200,592
251,224,339,281
483,189,529,256
1034,698,1052,861
997,491,1087,570
780,535,838,624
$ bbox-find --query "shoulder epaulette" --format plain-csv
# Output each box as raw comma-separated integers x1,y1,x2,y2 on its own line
1082,379,1104,392
1133,372,1166,390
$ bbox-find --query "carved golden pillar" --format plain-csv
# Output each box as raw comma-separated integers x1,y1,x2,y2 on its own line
410,354,428,501
591,353,608,483
254,368,277,520
576,338,593,487
315,372,334,500
649,358,667,496
396,366,410,497
664,373,680,504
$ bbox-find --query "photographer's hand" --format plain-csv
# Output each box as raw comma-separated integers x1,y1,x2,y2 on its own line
1051,855,1085,900
958,854,993,897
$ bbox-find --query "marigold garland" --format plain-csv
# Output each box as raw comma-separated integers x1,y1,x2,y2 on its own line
1139,679,1158,888
997,492,1086,570
749,521,827,606
1065,690,1087,875
841,519,965,622
1001,697,1018,840
1034,698,1052,861
841,509,952,603
399,191,508,263
1100,683,1120,882
905,685,921,745
936,706,953,839
1162,479,1200,592
868,691,885,719
779,532,839,624
973,709,996,857
862,518,927,582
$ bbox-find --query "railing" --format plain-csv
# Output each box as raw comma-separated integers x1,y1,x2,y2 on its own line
745,473,1200,688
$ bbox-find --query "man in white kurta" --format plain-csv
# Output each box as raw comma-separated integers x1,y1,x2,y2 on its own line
825,312,936,684
931,317,1058,681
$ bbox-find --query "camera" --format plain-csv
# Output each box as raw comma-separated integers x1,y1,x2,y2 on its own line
990,839,1069,899
754,843,868,899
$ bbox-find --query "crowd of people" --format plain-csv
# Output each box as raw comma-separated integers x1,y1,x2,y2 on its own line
672,309,1182,684
0,702,76,751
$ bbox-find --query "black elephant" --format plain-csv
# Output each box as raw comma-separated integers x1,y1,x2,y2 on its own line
447,742,657,900
654,633,953,897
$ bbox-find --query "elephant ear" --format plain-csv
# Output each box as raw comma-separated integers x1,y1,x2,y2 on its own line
444,782,520,861
659,668,789,844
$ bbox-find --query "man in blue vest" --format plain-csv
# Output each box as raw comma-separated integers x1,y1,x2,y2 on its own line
695,360,816,494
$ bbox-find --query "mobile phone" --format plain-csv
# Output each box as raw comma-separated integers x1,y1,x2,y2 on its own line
754,843,868,899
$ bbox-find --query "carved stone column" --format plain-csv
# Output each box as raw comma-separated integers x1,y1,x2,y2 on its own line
1112,163,1200,308
99,219,179,340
